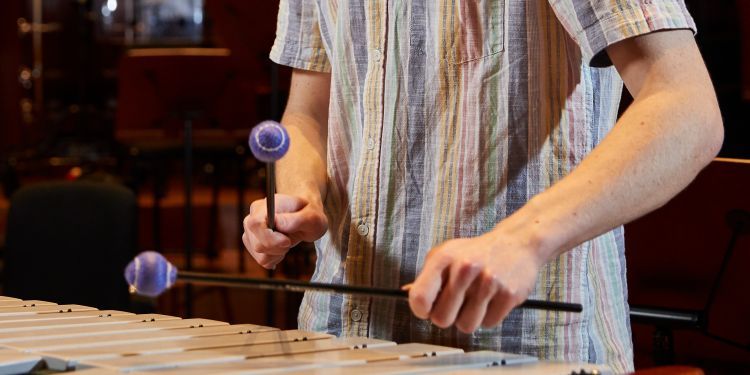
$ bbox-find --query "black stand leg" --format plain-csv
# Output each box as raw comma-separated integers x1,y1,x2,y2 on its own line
704,209,750,313
237,151,246,273
153,159,165,253
208,160,219,260
653,326,675,365
184,119,194,318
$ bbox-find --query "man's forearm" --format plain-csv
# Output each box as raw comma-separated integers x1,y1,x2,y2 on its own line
510,89,722,262
243,70,330,268
501,31,724,263
277,112,328,207
274,69,331,208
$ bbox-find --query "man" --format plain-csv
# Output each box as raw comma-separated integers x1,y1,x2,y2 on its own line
242,0,723,372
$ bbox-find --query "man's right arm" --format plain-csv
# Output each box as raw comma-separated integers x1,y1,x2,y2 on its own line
242,69,332,269
277,69,331,208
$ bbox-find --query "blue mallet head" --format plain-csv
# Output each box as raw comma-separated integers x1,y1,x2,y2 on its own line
248,120,290,163
124,251,177,297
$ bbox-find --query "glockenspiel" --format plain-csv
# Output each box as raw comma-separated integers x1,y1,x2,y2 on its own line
0,296,610,374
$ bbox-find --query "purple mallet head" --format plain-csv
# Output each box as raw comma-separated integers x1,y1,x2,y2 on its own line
248,120,290,163
124,251,177,298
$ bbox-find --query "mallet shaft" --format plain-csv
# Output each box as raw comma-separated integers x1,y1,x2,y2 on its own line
266,162,276,231
178,271,582,313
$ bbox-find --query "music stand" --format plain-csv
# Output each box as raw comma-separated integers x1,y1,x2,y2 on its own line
625,158,750,365
116,48,256,316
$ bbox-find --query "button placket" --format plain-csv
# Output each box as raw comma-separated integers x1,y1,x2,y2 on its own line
342,0,390,339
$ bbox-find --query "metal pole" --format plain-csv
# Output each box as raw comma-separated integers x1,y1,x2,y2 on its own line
184,118,194,317
32,0,43,120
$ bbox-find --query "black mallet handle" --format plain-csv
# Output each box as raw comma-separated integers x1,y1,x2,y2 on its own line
266,162,276,231
177,271,583,313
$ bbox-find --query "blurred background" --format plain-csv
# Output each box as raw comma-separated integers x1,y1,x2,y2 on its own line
0,0,747,373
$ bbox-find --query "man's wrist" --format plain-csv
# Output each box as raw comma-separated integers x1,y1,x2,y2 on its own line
279,181,325,208
491,196,567,265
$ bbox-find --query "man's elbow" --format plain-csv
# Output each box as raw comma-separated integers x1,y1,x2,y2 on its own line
699,102,724,163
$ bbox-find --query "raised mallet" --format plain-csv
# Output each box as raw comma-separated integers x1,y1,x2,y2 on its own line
248,120,290,231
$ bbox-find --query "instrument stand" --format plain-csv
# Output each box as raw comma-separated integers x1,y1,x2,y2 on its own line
652,326,675,366
629,208,750,364
625,160,750,366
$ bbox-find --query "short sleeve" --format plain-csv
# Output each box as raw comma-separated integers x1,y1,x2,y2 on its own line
270,0,331,72
548,0,697,67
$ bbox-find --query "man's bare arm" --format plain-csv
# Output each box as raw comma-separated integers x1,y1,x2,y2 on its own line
277,69,332,205
409,29,724,333
242,69,331,269
522,29,724,261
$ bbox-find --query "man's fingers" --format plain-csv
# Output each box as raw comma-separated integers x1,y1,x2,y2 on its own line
242,218,291,256
454,272,497,333
274,210,327,242
481,290,517,328
244,204,268,234
253,228,292,254
241,232,252,253
251,250,284,269
243,232,284,269
428,261,481,328
244,210,292,253
248,196,305,231
408,247,452,319
243,195,323,270
273,212,308,237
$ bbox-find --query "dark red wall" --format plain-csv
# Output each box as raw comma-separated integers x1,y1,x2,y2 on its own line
741,1,750,102
0,1,23,150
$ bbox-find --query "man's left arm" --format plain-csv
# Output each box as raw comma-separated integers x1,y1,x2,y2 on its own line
408,29,724,333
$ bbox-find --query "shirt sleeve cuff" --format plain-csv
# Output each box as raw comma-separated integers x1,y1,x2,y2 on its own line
270,39,332,73
578,1,697,67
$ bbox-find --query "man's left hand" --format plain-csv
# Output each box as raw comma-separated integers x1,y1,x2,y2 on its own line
408,226,546,333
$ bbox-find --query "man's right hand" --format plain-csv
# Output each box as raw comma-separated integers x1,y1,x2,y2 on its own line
242,194,328,269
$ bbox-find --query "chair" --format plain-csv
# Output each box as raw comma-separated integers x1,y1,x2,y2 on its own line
3,181,137,310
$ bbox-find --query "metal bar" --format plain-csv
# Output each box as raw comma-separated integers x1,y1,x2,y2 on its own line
177,271,583,313
629,306,701,326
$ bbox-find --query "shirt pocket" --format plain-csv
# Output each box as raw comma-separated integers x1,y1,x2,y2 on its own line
452,0,505,65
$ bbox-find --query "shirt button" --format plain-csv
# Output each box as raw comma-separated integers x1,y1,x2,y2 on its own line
367,138,375,150
357,223,369,236
350,309,362,322
371,48,382,62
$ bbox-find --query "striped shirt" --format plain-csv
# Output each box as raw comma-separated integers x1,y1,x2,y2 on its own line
270,1,695,372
